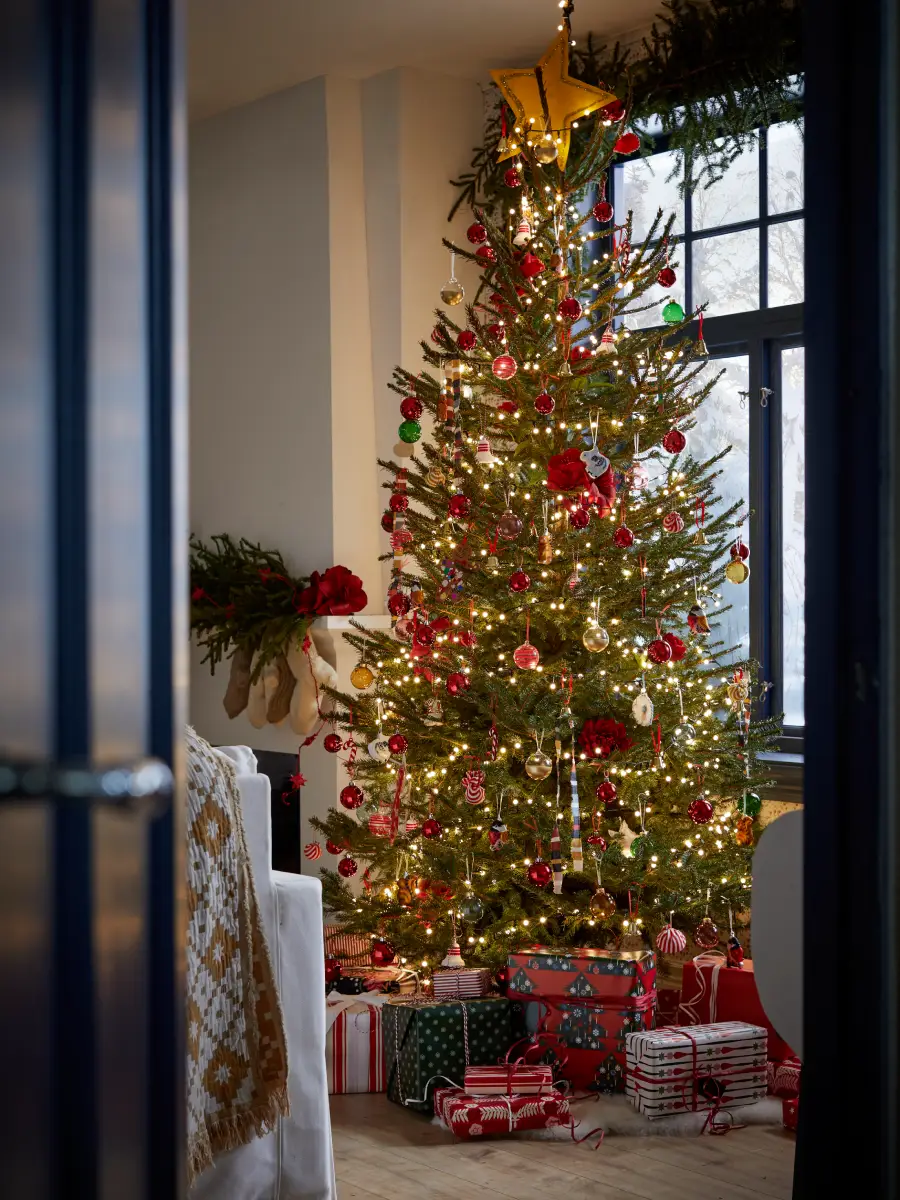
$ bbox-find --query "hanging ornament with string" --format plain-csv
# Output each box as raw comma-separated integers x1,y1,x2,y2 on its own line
589,850,616,919
726,904,745,966
513,612,540,670
692,497,707,546
568,726,585,874
657,239,677,289
462,767,486,805
694,914,720,949
550,823,563,894
592,177,614,224
440,249,464,306
672,681,696,743
587,808,607,850
596,772,617,807
580,410,611,480
725,529,751,584
537,499,554,564
656,911,687,954
513,195,532,245
688,576,712,636
632,675,654,726
524,731,553,780
583,594,610,653
498,492,523,540
694,310,709,359
489,790,509,851
631,432,649,492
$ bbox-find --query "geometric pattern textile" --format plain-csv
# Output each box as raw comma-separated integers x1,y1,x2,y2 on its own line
186,728,289,1182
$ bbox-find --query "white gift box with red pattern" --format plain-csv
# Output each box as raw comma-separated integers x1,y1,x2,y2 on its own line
463,1063,555,1096
626,1021,768,1119
433,1086,570,1139
326,993,390,1094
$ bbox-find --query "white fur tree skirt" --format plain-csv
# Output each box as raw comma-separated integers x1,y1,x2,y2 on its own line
434,1094,785,1140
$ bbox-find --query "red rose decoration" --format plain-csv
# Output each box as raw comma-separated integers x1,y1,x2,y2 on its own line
578,717,634,759
585,465,617,517
294,565,367,616
547,447,590,493
664,632,687,661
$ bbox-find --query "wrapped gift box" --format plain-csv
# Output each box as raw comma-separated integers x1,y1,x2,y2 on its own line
463,1063,554,1095
767,1056,801,1098
383,997,516,1113
342,966,418,994
507,946,656,1093
783,1097,799,1132
626,1021,768,1119
657,988,681,1028
326,993,390,1094
324,923,371,967
432,967,492,1000
678,953,794,1060
433,1086,570,1139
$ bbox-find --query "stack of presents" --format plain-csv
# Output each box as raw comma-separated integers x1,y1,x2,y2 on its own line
325,929,800,1138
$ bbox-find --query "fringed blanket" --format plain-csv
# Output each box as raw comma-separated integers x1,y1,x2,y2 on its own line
186,727,290,1182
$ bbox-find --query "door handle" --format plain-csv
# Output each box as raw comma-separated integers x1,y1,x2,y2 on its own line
0,757,173,813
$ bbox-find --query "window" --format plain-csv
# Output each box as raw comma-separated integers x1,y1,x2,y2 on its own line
613,122,805,747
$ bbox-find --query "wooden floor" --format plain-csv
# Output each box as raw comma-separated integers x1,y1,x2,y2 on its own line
331,1093,795,1200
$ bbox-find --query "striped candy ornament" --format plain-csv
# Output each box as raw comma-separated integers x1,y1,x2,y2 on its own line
655,924,687,954
663,511,685,533
304,841,323,861
462,768,486,805
368,811,392,838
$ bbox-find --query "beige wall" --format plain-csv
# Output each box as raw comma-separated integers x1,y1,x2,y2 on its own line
189,69,483,863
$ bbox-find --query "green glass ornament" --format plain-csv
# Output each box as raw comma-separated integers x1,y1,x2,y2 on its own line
398,419,422,444
458,895,484,923
662,300,685,325
740,791,762,818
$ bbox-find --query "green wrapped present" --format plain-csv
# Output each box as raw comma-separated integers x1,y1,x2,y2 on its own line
383,997,516,1112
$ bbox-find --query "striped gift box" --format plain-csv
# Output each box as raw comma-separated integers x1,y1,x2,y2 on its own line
326,994,388,1094
432,968,492,1000
324,923,371,966
463,1064,554,1095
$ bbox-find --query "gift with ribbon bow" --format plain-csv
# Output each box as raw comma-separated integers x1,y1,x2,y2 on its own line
678,951,795,1061
433,1086,571,1140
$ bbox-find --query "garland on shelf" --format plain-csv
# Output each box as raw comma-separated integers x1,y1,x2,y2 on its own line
449,0,802,218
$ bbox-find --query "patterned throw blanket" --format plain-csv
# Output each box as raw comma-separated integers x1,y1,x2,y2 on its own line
186,728,290,1182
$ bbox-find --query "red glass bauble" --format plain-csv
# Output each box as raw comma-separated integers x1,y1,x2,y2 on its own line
387,733,408,755
569,506,590,530
325,956,342,985
446,671,470,696
412,625,436,648
400,396,422,420
508,568,531,593
492,354,518,380
338,856,358,878
731,541,750,560
323,732,343,753
448,493,471,518
513,642,540,670
381,511,393,532
325,839,344,855
615,131,641,154
519,252,545,279
592,199,614,222
466,222,488,244
504,167,523,188
389,493,409,512
601,98,626,122
587,834,608,851
388,591,410,616
613,524,634,548
662,428,686,453
371,938,396,967
647,638,673,664
476,245,496,264
657,266,677,288
339,784,365,809
663,632,686,661
688,797,714,825
499,400,518,415
570,344,591,362
557,296,583,321
421,817,443,839
457,330,477,350
596,780,618,806
486,322,505,340
534,391,555,415
527,860,553,887
694,917,719,949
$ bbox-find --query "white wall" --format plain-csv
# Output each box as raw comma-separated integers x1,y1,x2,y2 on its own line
189,69,483,866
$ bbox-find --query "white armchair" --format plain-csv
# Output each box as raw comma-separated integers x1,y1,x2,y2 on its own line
190,747,337,1200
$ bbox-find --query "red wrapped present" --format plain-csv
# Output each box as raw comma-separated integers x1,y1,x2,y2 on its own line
326,994,388,1094
678,952,795,1061
433,1085,570,1139
463,1063,554,1096
507,946,656,1093
783,1097,799,1132
657,987,681,1028
767,1056,801,1097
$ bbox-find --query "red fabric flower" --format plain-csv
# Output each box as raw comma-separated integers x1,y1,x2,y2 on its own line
294,565,367,616
578,717,634,759
546,448,590,493
584,465,616,516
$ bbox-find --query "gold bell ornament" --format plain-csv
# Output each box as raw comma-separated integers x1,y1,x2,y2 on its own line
350,663,375,691
692,497,707,544
440,249,464,306
694,311,709,359
537,499,553,564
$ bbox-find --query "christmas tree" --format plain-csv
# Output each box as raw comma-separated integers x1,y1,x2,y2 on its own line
312,30,778,983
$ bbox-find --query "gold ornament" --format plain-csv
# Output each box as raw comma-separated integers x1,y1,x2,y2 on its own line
589,888,617,920
491,31,616,171
525,750,553,780
396,876,414,905
582,624,610,653
538,532,554,564
440,280,465,306
691,529,707,545
350,663,375,690
426,464,445,487
725,559,750,584
533,136,558,165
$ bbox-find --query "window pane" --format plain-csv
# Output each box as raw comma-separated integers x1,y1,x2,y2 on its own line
781,346,805,726
767,120,804,214
691,139,759,230
615,150,685,244
690,356,751,663
692,228,760,316
767,219,804,307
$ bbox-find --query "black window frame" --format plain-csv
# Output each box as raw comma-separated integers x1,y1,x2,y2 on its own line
610,124,805,755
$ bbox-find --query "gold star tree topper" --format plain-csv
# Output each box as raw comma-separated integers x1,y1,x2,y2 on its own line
491,29,616,171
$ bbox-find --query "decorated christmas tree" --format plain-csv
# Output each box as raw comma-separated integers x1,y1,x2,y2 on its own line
312,20,778,984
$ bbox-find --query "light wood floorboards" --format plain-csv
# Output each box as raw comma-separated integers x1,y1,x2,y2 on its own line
331,1093,795,1199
